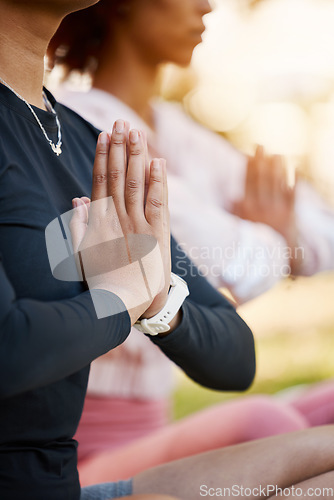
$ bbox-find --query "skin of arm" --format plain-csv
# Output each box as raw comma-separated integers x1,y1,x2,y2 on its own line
232,147,303,274
70,124,171,326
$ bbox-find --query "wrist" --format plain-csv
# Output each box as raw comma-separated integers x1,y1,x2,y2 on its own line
133,273,189,336
90,283,151,324
141,306,182,337
281,219,304,275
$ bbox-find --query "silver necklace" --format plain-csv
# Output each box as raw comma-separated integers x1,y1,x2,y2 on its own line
0,77,62,156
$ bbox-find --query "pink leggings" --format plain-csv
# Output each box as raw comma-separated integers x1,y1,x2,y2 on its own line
77,391,316,486
290,379,334,426
77,380,334,486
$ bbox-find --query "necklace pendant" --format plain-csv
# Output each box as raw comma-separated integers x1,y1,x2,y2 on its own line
51,144,62,156
0,79,63,156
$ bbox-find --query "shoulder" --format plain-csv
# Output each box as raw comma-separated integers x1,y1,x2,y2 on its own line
56,88,144,132
153,100,199,132
153,99,245,162
153,99,229,147
57,88,101,128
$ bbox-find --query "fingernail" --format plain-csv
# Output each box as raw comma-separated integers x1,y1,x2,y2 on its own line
152,158,161,169
72,198,79,208
130,129,139,144
115,120,125,133
99,131,108,145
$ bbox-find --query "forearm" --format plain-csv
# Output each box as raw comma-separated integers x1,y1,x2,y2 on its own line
151,299,255,390
293,181,334,275
0,266,131,399
169,191,289,303
149,237,255,391
281,217,305,275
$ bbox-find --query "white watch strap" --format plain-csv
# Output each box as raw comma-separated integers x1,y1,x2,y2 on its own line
134,273,189,335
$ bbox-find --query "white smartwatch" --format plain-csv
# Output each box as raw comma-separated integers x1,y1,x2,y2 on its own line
134,273,189,336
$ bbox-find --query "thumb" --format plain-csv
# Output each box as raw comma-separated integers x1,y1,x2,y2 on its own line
80,196,91,209
69,197,89,253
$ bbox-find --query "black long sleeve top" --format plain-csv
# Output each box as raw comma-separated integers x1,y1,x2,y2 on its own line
0,82,255,500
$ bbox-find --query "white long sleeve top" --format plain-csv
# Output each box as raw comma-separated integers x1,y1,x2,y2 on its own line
57,87,334,398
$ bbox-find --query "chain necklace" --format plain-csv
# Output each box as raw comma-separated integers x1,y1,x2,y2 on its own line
0,77,62,156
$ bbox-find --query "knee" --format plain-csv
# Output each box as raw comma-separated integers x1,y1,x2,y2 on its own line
243,395,308,434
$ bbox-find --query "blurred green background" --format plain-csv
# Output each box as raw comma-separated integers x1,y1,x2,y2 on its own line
173,272,334,419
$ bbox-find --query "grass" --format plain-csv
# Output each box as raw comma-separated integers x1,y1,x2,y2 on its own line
172,325,334,420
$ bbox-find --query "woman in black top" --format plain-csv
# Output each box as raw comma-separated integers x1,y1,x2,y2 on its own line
0,1,333,499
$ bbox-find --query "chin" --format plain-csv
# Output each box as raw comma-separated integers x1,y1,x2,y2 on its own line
169,48,196,67
63,0,99,14
173,49,198,67
175,58,193,67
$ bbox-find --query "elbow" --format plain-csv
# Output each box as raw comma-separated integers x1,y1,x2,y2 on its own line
190,348,256,392
218,355,256,392
231,323,256,391
231,314,256,390
233,352,256,391
211,320,256,392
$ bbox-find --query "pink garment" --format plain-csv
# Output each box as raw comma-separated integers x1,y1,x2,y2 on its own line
86,332,174,400
77,395,309,486
290,380,334,427
75,396,170,462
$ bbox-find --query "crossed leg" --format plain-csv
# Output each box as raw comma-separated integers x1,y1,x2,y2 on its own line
133,426,334,499
268,470,334,498
78,395,308,486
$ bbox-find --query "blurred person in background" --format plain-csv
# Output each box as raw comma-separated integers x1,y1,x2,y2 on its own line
47,0,334,487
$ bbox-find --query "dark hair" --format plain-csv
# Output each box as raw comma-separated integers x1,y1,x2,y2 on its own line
48,0,126,73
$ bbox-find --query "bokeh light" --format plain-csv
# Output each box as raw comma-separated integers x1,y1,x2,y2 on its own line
162,0,334,195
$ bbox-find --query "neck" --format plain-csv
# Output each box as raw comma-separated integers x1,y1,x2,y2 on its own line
93,39,160,129
0,3,62,108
